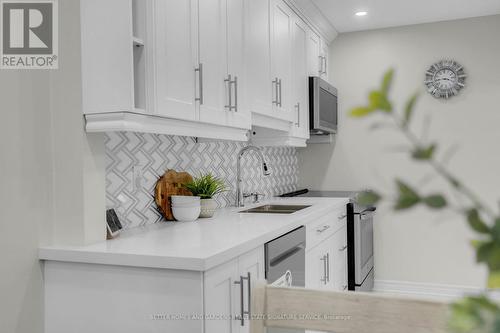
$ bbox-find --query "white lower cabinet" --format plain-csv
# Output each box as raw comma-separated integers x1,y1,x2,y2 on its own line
204,246,265,333
305,209,347,333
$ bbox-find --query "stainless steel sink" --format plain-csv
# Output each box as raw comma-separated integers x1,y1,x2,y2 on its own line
239,204,311,214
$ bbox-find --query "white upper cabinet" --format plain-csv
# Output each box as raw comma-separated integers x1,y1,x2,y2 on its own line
245,0,273,117
319,37,329,80
198,0,250,129
198,0,227,125
270,0,294,122
291,16,310,140
82,0,333,143
226,0,251,129
154,0,198,121
306,29,329,80
307,29,321,77
81,0,135,114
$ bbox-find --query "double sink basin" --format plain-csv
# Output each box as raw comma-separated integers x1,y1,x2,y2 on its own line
239,204,311,214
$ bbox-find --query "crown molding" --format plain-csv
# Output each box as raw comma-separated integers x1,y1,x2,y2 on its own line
285,0,338,43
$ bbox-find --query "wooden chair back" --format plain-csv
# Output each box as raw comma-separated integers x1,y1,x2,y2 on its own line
250,284,449,333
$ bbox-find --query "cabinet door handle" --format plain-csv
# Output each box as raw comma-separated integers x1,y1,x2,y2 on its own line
232,76,238,112
343,284,348,291
195,63,204,104
246,272,251,322
272,78,279,105
295,103,300,126
278,78,282,107
320,255,327,284
318,55,323,74
224,74,232,110
234,272,251,326
339,245,348,252
326,252,330,283
316,225,331,233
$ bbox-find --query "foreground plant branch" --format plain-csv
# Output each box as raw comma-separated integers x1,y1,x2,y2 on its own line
350,69,500,332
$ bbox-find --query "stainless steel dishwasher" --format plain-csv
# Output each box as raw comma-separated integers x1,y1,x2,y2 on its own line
265,226,306,333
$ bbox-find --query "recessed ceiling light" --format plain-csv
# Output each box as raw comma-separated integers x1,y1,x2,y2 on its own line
355,11,368,17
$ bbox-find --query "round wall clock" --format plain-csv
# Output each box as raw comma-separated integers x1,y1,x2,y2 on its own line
424,60,466,99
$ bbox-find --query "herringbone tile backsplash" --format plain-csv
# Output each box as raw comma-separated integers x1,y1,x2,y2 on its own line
105,132,299,229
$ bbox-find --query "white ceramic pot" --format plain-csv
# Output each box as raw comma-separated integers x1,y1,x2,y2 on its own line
171,195,200,205
172,203,201,222
200,198,217,218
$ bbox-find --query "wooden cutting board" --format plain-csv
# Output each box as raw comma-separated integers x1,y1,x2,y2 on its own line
154,169,193,221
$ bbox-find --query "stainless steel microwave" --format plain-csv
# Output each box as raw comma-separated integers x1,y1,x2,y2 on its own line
309,76,338,134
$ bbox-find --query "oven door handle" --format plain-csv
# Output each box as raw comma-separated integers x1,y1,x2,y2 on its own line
269,243,305,267
359,211,375,220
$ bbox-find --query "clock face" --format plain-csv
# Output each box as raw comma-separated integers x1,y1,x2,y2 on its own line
425,60,466,99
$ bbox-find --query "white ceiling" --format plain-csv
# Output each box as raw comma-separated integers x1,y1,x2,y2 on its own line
311,0,500,33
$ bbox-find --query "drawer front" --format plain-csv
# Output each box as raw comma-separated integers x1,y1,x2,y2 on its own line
306,207,346,250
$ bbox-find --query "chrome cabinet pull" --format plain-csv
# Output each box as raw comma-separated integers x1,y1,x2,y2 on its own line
234,273,251,326
246,272,251,322
278,78,282,107
232,76,238,112
320,255,327,284
272,78,279,105
224,74,232,110
339,245,348,252
326,252,330,282
316,225,331,233
195,63,204,104
294,103,300,126
318,55,323,74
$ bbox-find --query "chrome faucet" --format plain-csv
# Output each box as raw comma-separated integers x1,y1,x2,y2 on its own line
235,146,271,207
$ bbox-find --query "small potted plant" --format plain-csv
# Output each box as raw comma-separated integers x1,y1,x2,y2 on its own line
184,173,226,218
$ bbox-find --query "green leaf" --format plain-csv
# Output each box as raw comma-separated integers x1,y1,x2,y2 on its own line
412,144,436,160
474,239,500,271
369,91,392,112
394,180,420,210
403,93,419,128
491,218,500,241
423,194,447,209
350,106,375,117
488,270,500,289
184,173,226,198
467,209,490,234
381,69,394,94
474,240,494,263
357,191,381,206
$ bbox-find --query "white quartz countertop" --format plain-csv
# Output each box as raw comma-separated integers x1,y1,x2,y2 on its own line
39,197,349,271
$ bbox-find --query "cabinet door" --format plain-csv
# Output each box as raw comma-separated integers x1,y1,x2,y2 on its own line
237,247,265,333
81,0,134,114
198,0,228,125
306,29,321,77
226,0,251,129
245,0,273,116
319,38,329,80
305,239,330,290
332,225,348,291
154,0,198,121
291,17,310,139
270,0,293,120
204,259,239,333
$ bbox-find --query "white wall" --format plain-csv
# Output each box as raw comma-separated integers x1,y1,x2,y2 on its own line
299,15,500,288
0,0,106,332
